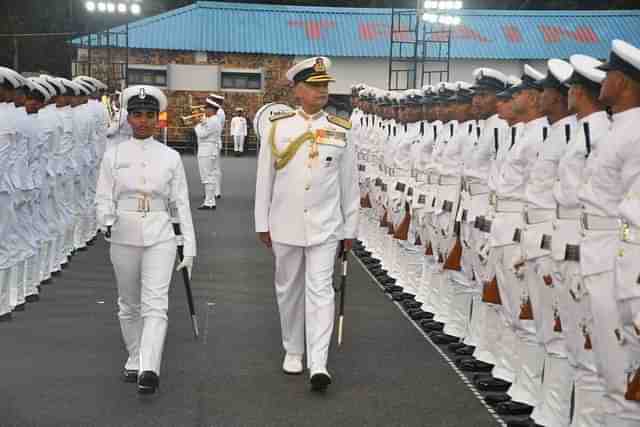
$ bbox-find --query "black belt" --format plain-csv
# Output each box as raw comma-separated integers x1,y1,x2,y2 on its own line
540,234,552,250
461,209,468,222
442,200,454,213
564,244,580,262
480,219,492,233
474,216,484,229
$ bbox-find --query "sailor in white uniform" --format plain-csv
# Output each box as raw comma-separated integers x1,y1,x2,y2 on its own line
209,93,225,199
254,57,359,391
194,96,222,209
230,107,248,155
96,85,196,395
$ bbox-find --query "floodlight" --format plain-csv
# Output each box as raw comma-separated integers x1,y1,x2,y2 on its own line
97,2,106,12
131,3,141,14
85,1,96,12
117,3,127,13
106,2,115,12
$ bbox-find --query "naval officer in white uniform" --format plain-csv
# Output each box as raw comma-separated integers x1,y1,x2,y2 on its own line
96,85,196,395
254,57,359,391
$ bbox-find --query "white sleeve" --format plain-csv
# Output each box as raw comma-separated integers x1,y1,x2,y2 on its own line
95,148,117,229
169,155,197,257
254,123,276,233
340,130,360,239
194,116,220,139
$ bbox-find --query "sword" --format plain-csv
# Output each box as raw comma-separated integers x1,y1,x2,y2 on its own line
337,242,348,347
172,221,199,339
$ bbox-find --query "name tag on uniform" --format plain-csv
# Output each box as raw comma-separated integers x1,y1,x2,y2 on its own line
316,130,347,148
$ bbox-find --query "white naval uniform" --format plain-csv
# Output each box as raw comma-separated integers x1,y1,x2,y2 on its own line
578,107,640,426
106,109,133,150
195,114,222,207
214,108,225,197
96,137,196,375
254,109,359,374
554,110,610,427
230,116,248,153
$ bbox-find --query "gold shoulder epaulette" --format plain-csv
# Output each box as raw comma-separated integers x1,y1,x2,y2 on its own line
327,114,352,130
269,111,296,122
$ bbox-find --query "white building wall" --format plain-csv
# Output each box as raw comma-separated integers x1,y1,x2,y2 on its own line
297,56,549,94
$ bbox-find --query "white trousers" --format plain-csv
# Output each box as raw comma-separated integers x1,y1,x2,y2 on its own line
272,240,339,374
233,135,245,152
213,155,222,197
110,239,176,374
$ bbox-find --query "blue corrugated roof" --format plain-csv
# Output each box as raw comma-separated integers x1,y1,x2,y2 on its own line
73,2,640,60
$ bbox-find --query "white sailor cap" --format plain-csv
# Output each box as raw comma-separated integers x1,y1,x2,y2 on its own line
33,77,56,99
512,64,545,93
40,75,66,96
597,39,640,82
471,67,508,92
286,56,335,84
567,54,606,90
25,77,52,102
539,59,574,95
58,78,83,96
209,93,225,102
122,85,168,113
496,76,522,100
74,75,106,91
0,66,24,89
235,107,244,112
205,98,221,109
73,78,94,96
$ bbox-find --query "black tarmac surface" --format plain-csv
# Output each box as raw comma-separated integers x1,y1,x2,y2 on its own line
1,153,500,427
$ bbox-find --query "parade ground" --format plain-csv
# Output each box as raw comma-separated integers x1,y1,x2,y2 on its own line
0,154,500,427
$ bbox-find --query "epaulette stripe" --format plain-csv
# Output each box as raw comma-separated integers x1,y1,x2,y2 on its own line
327,115,352,130
269,111,295,122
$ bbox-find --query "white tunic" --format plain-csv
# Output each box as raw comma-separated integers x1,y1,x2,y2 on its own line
254,110,360,247
195,115,222,157
95,137,196,257
230,116,248,137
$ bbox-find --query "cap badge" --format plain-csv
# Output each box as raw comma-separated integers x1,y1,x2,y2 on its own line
138,88,147,99
313,58,326,73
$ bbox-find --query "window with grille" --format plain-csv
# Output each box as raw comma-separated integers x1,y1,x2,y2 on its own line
221,71,262,90
127,68,167,87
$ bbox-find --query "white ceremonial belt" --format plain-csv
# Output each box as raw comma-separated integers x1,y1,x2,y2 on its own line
117,197,168,213
495,198,526,213
524,207,555,225
580,213,619,231
438,175,459,186
428,173,440,185
467,182,490,196
621,222,640,245
556,205,582,220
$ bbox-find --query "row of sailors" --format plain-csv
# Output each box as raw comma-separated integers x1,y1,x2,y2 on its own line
351,38,640,427
0,67,112,321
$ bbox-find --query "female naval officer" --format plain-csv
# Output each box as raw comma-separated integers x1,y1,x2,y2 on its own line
96,85,196,394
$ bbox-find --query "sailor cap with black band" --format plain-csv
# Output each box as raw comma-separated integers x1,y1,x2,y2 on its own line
209,93,224,102
0,66,24,89
58,78,83,96
286,56,335,84
471,68,508,92
205,98,221,109
512,64,545,93
436,82,457,103
40,75,66,97
597,39,640,83
567,54,606,92
449,81,474,103
122,85,168,113
25,77,52,102
496,76,522,100
405,89,423,105
540,59,574,96
33,76,56,100
73,79,94,96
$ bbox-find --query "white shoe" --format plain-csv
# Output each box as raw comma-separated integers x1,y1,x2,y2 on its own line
282,353,303,375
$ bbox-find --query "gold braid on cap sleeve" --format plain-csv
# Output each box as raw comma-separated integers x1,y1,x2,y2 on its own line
268,120,315,171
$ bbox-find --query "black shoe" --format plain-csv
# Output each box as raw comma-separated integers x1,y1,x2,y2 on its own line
137,371,159,395
77,246,88,252
198,204,211,210
0,312,12,322
384,285,403,294
420,320,444,331
447,342,467,352
485,393,510,407
122,369,138,383
392,292,414,301
430,333,459,345
403,300,422,310
51,270,61,277
507,418,542,427
25,294,40,303
454,346,476,356
14,303,26,312
477,377,511,392
310,372,331,392
61,262,69,270
458,359,494,372
409,310,434,321
216,195,221,199
41,278,52,285
496,401,534,416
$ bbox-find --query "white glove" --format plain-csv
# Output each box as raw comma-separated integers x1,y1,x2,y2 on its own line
176,256,194,279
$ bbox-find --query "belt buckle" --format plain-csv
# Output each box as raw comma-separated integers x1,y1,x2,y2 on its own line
137,195,151,213
622,222,631,243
